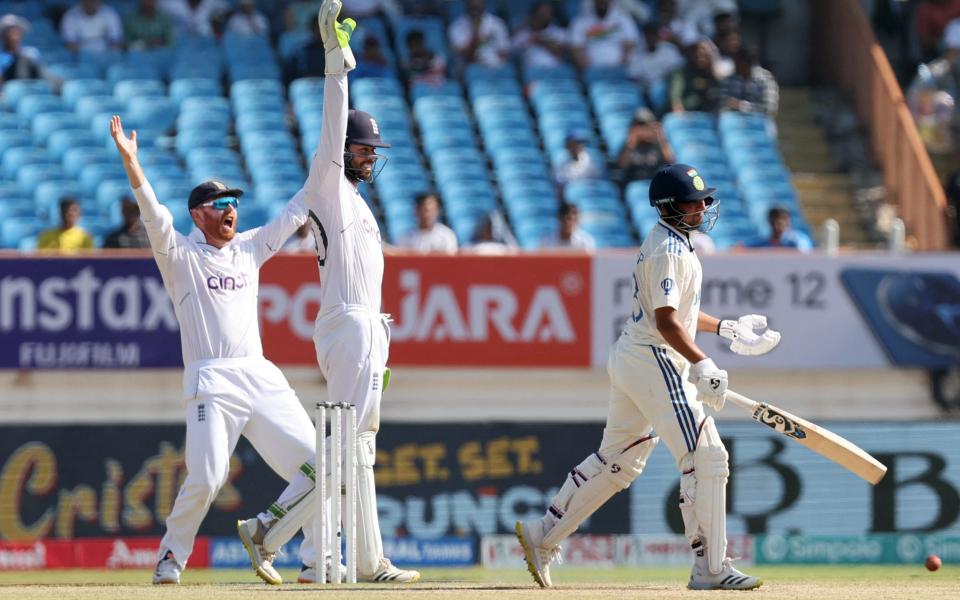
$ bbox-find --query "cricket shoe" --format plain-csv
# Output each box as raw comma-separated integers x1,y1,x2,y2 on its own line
152,549,181,584
515,519,562,588
237,518,282,585
297,561,347,583
688,557,762,590
361,558,421,583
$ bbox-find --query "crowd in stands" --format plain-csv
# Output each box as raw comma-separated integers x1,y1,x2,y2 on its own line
0,0,802,254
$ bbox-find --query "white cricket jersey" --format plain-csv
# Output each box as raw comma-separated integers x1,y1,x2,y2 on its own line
304,73,384,316
622,219,702,347
132,183,308,365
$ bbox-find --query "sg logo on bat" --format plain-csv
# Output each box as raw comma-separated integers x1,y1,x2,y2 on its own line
752,404,807,440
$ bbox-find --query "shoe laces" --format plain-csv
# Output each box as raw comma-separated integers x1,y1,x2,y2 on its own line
537,544,563,566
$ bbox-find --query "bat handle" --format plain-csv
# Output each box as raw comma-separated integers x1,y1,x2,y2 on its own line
725,390,759,413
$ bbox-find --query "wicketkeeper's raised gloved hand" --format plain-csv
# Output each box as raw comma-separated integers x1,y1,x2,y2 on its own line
319,0,356,75
718,314,781,356
690,358,728,411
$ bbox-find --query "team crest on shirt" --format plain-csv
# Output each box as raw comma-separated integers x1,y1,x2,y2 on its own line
660,278,674,295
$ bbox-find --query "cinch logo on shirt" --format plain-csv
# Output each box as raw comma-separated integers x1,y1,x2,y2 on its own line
207,273,251,291
660,278,674,295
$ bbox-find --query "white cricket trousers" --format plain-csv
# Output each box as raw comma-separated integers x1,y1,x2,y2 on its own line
312,306,390,575
161,356,316,566
603,338,707,467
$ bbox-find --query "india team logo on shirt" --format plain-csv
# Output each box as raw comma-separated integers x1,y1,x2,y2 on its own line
661,278,674,295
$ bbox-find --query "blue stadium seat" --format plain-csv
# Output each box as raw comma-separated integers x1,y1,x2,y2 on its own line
0,217,46,249
0,129,33,155
239,131,297,155
114,79,166,102
3,79,54,110
80,162,127,196
175,130,229,156
229,61,281,82
278,30,311,59
177,111,231,134
127,97,178,132
185,147,242,169
47,129,101,159
16,163,65,194
107,63,163,84
170,78,223,105
32,112,85,143
0,112,24,131
522,64,578,84
62,146,113,177
16,94,63,119
170,60,223,81
236,111,288,134
290,77,325,104
47,62,102,81
181,96,231,116
96,179,134,213
61,79,111,109
75,96,126,123
2,146,55,178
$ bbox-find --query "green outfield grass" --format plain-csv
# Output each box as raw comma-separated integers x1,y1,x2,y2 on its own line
0,565,955,599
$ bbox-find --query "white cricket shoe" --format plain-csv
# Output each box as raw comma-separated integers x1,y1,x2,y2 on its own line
152,549,181,584
515,519,561,588
237,518,282,585
688,557,762,590
361,558,421,583
297,561,347,583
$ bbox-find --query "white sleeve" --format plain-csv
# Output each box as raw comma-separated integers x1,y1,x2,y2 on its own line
60,11,78,43
303,73,349,216
247,188,310,266
569,17,588,49
449,18,469,51
132,180,178,267
492,18,510,54
621,14,641,45
646,254,684,310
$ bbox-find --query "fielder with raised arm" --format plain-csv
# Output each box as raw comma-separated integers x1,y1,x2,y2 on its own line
516,164,781,591
109,116,325,584
235,0,420,585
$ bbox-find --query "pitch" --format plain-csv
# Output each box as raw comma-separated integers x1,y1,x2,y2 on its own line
0,565,954,599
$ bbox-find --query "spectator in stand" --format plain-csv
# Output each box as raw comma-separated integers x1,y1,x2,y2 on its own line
124,0,173,50
628,21,685,87
103,197,150,249
341,0,386,19
744,207,812,251
352,35,391,79
398,193,458,254
224,0,269,37
404,29,446,84
656,0,700,48
60,0,123,53
676,0,738,37
283,17,324,84
540,202,596,251
916,0,960,63
670,39,720,113
160,0,228,38
512,1,568,71
615,107,675,184
448,0,510,68
710,26,740,79
462,211,518,255
38,198,95,253
570,0,640,71
908,19,960,153
719,46,779,116
0,15,54,83
283,223,316,252
555,130,602,186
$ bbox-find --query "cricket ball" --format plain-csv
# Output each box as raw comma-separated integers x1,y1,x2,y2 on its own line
925,554,941,572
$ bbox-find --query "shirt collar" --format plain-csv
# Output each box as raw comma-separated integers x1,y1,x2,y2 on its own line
658,219,694,252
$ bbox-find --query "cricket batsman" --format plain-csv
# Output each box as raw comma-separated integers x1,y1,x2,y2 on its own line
516,164,781,590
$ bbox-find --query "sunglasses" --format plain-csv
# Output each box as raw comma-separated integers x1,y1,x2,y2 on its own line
198,197,240,210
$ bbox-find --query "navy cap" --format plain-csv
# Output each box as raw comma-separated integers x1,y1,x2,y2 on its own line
346,109,391,148
188,180,244,209
648,163,717,207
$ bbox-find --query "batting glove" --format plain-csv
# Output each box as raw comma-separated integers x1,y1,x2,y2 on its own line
690,358,728,411
319,0,356,75
718,314,781,356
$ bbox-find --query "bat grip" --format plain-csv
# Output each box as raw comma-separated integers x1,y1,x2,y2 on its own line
725,390,759,413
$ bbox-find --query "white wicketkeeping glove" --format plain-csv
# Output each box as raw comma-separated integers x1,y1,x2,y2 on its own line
689,358,728,411
718,314,781,356
319,0,356,75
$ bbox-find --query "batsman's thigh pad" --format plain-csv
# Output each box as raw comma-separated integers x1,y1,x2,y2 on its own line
687,417,728,575
541,437,658,549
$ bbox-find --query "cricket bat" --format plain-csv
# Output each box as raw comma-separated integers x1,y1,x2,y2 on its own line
726,390,887,485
